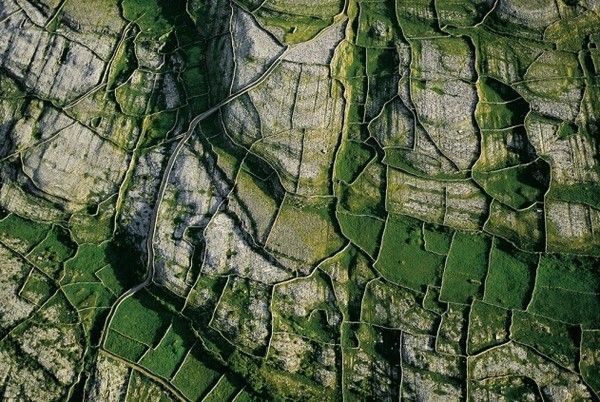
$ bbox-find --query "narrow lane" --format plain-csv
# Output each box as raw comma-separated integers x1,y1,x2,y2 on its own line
100,47,288,347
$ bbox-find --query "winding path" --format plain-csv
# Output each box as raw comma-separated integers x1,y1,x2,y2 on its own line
100,47,289,348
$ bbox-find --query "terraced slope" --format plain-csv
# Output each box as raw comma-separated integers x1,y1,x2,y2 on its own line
0,0,599,400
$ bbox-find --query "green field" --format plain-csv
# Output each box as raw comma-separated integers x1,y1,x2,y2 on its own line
527,254,600,328
375,214,445,292
440,232,491,304
483,238,537,309
171,345,222,401
139,321,196,379
110,290,173,346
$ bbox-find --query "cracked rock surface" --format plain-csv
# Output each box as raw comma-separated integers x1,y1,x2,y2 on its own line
0,0,599,400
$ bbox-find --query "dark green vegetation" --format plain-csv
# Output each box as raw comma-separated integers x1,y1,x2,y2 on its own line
528,254,600,328
483,238,536,310
375,214,445,292
473,159,550,210
0,0,598,400
0,213,50,252
336,210,384,258
440,232,490,304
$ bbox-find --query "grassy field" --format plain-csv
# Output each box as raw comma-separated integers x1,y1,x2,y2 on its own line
0,0,596,399
581,330,600,393
139,320,196,379
203,376,240,402
335,140,374,183
171,345,222,401
336,210,384,258
440,232,491,304
483,238,537,310
423,223,453,254
105,329,148,362
527,254,600,328
473,160,549,210
110,289,173,346
19,270,55,306
375,214,445,292
28,225,76,276
62,242,110,283
0,213,50,252
484,201,545,251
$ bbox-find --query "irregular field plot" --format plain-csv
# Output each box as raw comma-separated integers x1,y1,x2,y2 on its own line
527,254,600,328
440,232,490,304
375,214,445,292
109,289,172,346
171,345,222,401
483,238,536,310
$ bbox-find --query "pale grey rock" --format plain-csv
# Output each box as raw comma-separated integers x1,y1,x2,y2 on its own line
135,37,166,70
284,22,345,65
0,243,35,329
203,212,292,284
274,273,338,321
402,368,463,402
269,332,311,373
14,0,54,26
253,129,302,192
0,180,67,222
21,121,129,207
369,96,414,148
86,354,130,402
362,279,438,333
19,324,83,384
0,349,63,401
249,61,300,137
388,169,488,230
527,116,599,186
412,79,479,170
0,0,20,20
120,147,165,238
292,64,343,131
221,93,262,146
162,73,182,110
470,342,592,400
0,13,104,105
115,69,155,116
495,0,560,31
154,145,224,295
211,276,271,354
547,201,595,240
231,5,283,92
